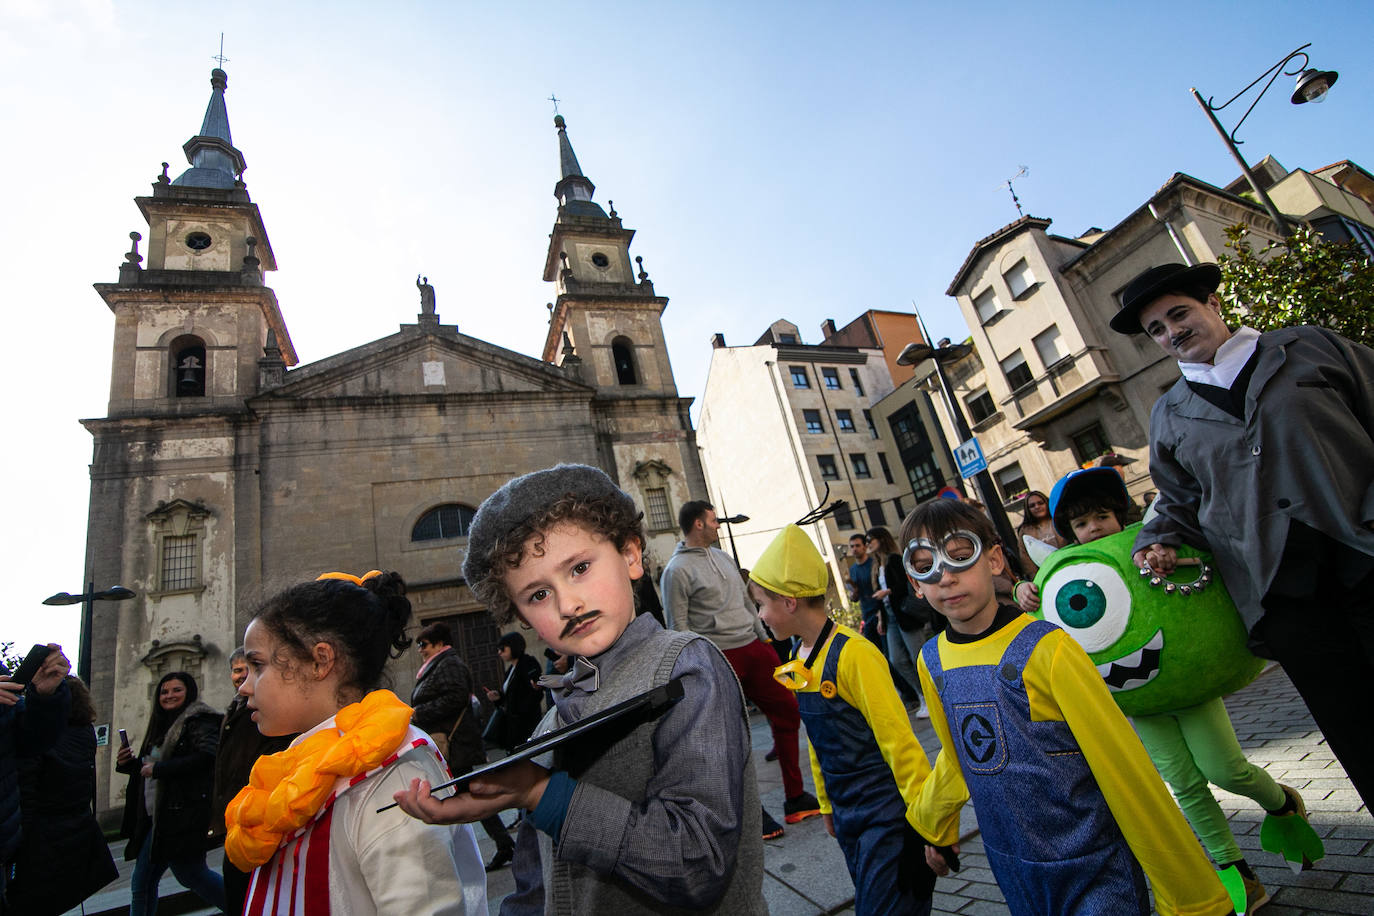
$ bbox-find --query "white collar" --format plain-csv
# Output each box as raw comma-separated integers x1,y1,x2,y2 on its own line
1178,326,1260,389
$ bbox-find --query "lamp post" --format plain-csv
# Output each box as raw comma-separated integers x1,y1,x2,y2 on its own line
897,340,1024,574
1192,43,1339,238
719,511,749,567
42,583,136,683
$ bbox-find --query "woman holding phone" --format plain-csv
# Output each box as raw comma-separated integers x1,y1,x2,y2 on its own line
116,671,225,916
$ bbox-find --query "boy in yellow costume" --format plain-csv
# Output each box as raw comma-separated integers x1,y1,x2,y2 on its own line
748,525,936,915
904,499,1233,916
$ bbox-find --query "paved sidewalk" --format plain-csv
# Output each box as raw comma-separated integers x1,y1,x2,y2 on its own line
76,664,1371,915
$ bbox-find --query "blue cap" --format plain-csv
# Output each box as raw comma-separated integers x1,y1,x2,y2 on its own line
1048,467,1128,540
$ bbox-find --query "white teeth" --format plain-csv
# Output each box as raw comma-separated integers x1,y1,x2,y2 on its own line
1097,629,1164,691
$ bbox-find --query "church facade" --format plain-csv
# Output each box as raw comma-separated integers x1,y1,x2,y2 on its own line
82,68,706,817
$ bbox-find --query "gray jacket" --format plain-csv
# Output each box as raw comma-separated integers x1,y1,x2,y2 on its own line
660,543,768,651
1137,325,1374,628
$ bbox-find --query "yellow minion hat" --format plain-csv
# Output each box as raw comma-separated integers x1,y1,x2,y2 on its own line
749,525,828,598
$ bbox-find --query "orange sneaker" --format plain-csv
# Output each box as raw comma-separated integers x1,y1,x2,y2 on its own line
784,791,821,824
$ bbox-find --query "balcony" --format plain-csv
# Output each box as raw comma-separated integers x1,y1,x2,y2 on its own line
1000,348,1119,430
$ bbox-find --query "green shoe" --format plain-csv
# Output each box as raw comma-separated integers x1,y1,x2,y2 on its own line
1218,863,1270,914
1259,784,1325,873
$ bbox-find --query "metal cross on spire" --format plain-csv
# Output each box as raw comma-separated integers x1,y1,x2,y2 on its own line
213,33,230,68
548,93,561,115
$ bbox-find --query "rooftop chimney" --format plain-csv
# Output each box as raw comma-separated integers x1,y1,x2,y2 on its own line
711,333,727,349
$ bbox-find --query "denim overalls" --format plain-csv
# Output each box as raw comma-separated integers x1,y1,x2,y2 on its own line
796,631,934,915
921,619,1148,915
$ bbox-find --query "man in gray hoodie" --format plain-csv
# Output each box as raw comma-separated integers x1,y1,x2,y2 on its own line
661,501,820,827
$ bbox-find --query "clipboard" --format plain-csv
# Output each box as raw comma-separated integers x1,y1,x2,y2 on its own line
377,676,684,813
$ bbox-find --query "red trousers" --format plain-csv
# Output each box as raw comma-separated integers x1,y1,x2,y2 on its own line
723,639,805,799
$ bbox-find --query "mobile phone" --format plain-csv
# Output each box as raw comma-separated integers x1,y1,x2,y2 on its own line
11,644,52,685
118,728,130,749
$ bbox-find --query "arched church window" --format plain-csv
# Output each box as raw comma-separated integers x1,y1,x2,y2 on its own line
169,335,207,398
611,337,637,386
412,504,477,542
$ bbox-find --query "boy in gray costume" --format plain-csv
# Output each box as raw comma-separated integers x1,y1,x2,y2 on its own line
394,464,766,915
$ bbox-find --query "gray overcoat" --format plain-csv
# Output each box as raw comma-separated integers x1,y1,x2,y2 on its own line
1136,325,1374,630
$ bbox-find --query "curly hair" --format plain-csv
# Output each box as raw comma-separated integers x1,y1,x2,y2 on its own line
252,571,412,702
471,492,645,625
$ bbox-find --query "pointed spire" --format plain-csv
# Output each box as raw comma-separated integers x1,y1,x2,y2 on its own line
552,114,605,217
173,69,248,190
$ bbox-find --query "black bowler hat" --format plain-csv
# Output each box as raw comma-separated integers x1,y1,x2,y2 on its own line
1109,262,1222,334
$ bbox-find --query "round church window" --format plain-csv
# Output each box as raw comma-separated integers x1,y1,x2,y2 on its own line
591,252,610,269
185,232,213,251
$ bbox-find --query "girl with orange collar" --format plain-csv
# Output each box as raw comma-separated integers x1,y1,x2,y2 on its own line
224,570,487,915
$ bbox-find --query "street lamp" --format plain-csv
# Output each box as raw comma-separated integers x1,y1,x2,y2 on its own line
897,339,1024,574
719,512,749,567
43,583,136,683
1192,43,1339,238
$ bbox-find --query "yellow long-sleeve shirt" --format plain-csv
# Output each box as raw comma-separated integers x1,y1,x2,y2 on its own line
913,613,1232,916
797,624,933,828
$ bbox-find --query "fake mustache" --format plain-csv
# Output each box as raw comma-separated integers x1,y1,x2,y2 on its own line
561,611,601,639
1170,330,1193,348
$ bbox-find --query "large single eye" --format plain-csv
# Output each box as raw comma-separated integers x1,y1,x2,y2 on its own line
1039,562,1131,652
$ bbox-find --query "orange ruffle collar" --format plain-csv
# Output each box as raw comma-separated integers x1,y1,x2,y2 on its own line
224,689,414,871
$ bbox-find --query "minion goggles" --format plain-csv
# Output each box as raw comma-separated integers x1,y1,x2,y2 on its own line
902,530,984,584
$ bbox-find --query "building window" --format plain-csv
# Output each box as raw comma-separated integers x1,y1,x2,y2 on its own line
644,487,672,530
973,287,1003,324
161,535,197,591
836,409,856,433
907,458,942,502
803,409,824,433
833,503,855,529
851,453,872,478
611,337,638,385
146,499,211,597
817,454,840,480
822,367,842,390
1070,422,1112,464
865,499,887,527
966,388,996,424
1033,325,1069,369
778,333,798,344
995,463,1030,503
1004,257,1038,300
892,494,904,519
890,409,927,452
877,452,895,484
169,335,207,398
849,368,864,396
863,409,878,439
412,504,477,542
1001,351,1034,392
790,366,810,388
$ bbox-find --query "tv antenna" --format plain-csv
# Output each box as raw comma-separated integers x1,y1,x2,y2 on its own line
999,166,1029,216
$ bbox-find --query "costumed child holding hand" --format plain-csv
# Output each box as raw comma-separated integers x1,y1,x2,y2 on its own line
748,525,937,915
224,570,487,915
904,499,1233,916
1015,467,1323,914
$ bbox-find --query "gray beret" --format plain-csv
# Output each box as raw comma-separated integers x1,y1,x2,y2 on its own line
462,464,636,587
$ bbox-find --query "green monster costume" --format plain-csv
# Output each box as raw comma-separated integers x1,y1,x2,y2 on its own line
1025,469,1323,914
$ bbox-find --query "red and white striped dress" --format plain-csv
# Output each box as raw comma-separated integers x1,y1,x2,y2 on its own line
243,722,486,916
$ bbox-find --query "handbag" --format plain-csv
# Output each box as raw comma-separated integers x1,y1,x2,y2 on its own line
429,706,468,761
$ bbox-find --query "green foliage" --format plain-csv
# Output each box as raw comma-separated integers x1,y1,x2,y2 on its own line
1217,223,1374,349
0,641,22,674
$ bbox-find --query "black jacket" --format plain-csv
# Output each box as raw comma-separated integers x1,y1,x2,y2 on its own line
0,682,69,867
8,720,118,915
411,649,485,773
210,695,293,844
118,701,222,862
492,653,544,750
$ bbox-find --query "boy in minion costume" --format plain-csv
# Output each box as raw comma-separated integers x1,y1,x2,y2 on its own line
748,525,937,915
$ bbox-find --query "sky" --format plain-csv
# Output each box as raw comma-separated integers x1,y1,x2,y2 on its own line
2,0,1370,662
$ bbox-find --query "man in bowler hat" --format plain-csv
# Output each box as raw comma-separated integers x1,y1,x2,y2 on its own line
1111,261,1374,810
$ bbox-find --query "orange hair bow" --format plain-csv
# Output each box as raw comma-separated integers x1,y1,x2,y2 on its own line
316,570,383,586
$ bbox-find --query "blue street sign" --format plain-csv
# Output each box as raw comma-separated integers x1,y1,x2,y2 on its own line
954,437,987,479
